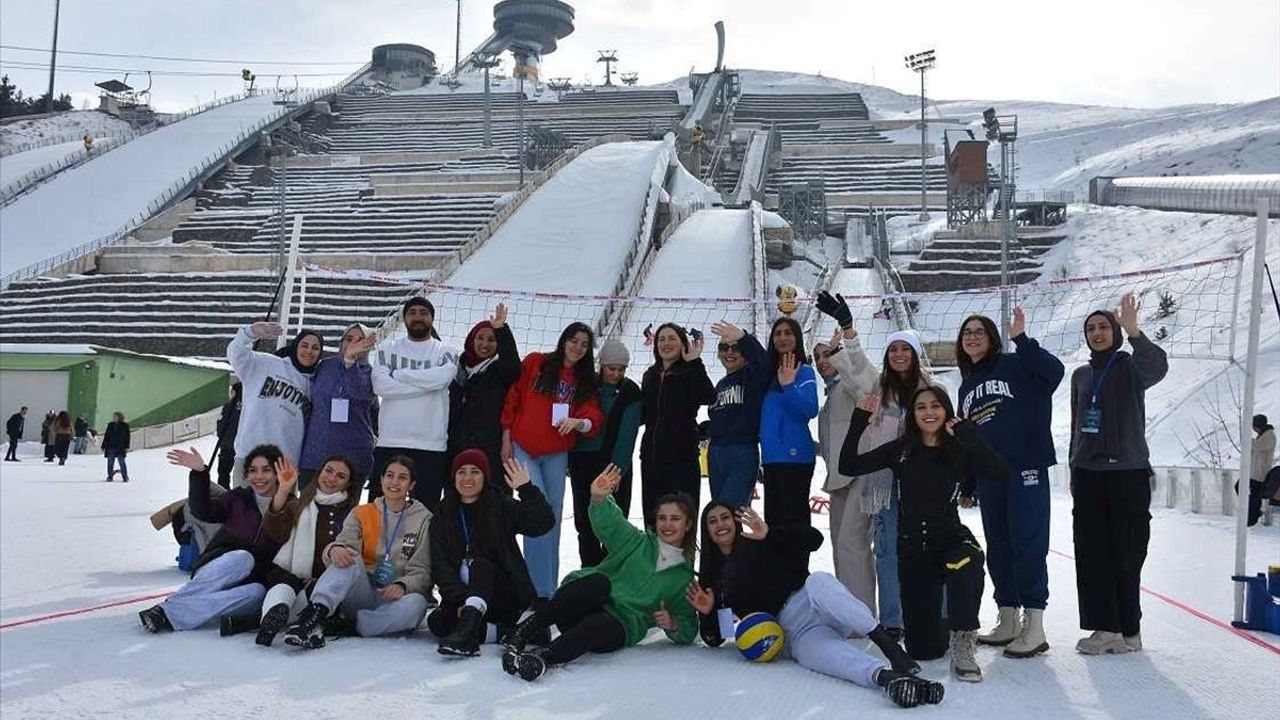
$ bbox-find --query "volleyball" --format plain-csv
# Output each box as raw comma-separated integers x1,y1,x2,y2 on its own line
735,612,785,663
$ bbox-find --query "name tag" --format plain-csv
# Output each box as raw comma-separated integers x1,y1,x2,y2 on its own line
330,398,350,424
1081,407,1101,435
551,403,570,426
717,608,736,639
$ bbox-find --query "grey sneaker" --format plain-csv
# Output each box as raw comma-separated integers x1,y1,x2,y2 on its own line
1076,631,1130,655
950,630,982,682
1123,633,1143,652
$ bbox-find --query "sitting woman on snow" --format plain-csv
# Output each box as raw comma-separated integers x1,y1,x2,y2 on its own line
689,500,943,709
139,445,292,633
280,455,432,649
221,454,362,645
840,387,1008,683
428,450,555,657
499,466,699,681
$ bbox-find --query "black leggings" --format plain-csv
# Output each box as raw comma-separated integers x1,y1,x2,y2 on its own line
429,557,523,637
762,462,814,527
569,450,633,567
532,573,627,666
640,457,701,529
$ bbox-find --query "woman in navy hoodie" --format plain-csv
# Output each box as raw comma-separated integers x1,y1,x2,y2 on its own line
299,324,377,490
954,308,1064,660
759,317,819,531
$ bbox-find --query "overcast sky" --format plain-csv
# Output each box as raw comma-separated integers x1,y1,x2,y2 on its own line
2,0,1277,113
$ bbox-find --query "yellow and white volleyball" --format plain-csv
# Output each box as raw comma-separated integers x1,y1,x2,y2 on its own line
735,612,785,663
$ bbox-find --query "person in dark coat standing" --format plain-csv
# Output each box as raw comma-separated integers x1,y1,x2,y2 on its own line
73,414,91,454
1069,294,1168,656
955,308,1064,660
5,406,26,462
639,323,715,528
449,303,522,493
215,383,243,489
41,411,56,462
53,411,73,465
102,412,132,482
429,449,555,657
138,444,288,633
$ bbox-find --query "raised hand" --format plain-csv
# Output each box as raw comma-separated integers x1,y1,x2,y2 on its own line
653,600,677,631
777,352,798,386
275,456,298,495
816,291,853,329
166,447,206,472
1117,292,1142,337
1009,307,1027,339
504,456,531,490
328,545,356,568
686,581,715,615
829,327,844,350
736,506,768,540
590,464,622,502
491,302,508,330
944,418,961,436
683,334,705,362
344,335,377,362
857,394,880,414
250,321,284,340
710,321,745,343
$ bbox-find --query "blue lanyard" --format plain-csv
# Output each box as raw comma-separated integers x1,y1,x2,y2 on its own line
459,508,471,555
381,501,408,561
1089,353,1121,407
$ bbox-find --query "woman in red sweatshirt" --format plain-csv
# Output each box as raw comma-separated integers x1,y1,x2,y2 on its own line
501,321,604,598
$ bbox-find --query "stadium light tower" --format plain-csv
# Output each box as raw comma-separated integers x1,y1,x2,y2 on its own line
983,106,1020,348
46,0,62,113
454,0,463,71
904,49,935,221
473,53,501,147
597,50,618,86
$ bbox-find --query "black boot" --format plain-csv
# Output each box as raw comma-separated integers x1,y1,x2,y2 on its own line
503,646,548,682
139,605,173,634
876,668,945,708
500,610,550,651
869,624,921,675
219,613,260,637
438,606,485,657
426,606,456,639
283,602,329,650
255,603,290,646
323,613,358,638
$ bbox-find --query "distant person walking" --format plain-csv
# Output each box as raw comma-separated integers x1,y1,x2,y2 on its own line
41,411,56,462
4,406,26,462
102,412,131,482
73,414,92,454
53,411,73,465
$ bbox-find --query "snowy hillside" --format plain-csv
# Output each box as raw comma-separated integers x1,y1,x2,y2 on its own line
0,111,132,154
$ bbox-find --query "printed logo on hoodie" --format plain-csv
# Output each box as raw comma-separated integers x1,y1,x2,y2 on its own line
712,383,745,411
258,376,313,417
382,351,458,371
960,379,1015,424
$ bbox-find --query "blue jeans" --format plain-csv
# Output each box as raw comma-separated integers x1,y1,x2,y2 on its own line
106,450,129,481
708,442,759,509
515,443,568,598
872,492,902,628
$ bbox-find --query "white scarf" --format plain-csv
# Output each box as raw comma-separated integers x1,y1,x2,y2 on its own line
272,490,348,579
465,356,498,379
655,540,685,572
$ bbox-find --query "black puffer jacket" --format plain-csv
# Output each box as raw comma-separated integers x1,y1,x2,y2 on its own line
639,359,715,463
448,325,521,463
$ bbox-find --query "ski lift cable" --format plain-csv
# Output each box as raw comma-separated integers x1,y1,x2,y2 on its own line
0,44,363,66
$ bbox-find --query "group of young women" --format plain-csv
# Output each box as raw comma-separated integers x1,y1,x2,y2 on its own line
139,289,1167,709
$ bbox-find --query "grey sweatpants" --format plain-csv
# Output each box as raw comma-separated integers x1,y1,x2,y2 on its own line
778,572,886,689
161,550,266,631
310,559,428,637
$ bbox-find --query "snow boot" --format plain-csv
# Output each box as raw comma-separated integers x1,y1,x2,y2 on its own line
324,613,358,638
438,606,485,658
255,603,290,647
949,630,982,682
500,610,550,651
139,605,172,634
876,669,945,708
977,606,1020,646
1075,631,1129,655
1123,633,1143,652
283,602,329,650
867,624,921,675
1004,608,1049,658
219,613,259,637
511,647,549,682
426,607,454,639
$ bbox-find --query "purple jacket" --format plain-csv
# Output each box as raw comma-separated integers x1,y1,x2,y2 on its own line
299,356,376,476
187,470,281,580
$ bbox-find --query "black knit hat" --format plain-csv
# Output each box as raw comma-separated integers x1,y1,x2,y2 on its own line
403,296,435,318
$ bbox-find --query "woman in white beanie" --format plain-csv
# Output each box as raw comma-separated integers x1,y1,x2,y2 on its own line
815,292,930,640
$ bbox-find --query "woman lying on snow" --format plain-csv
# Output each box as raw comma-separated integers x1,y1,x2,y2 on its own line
690,500,943,709
140,445,291,633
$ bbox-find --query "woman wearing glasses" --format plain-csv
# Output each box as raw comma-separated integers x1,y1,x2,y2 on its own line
954,309,1064,661
706,321,772,509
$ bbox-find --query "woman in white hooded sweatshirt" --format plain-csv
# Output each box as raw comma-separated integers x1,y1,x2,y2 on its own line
226,321,321,487
815,292,930,638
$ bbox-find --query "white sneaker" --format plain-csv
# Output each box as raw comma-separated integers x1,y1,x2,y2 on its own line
977,606,1020,646
1075,631,1129,655
1004,608,1049,658
1123,633,1142,652
950,630,983,682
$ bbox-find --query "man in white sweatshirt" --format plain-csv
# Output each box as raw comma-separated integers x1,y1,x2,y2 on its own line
227,322,322,487
370,297,458,509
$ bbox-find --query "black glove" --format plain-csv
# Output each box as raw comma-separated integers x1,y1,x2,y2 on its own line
815,291,853,330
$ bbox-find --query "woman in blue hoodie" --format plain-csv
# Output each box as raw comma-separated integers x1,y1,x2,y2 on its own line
299,324,377,490
759,317,820,533
954,308,1064,660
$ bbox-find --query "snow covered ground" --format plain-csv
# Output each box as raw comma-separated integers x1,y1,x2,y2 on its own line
0,138,123,187
0,111,132,154
0,94,308,279
1,439,1276,720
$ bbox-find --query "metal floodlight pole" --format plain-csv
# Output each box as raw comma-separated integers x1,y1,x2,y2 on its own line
905,50,935,222
999,136,1012,346
46,0,62,113
454,0,462,71
482,60,492,148
518,59,526,187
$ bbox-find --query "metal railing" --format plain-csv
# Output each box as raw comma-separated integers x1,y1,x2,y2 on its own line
1,86,339,290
